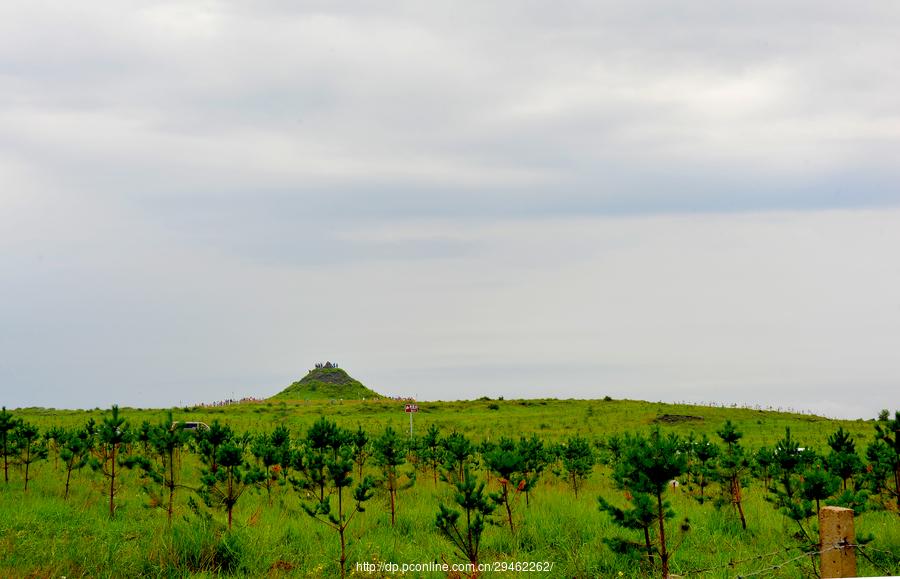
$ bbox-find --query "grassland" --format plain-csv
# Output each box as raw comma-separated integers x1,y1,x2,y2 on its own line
1,397,898,578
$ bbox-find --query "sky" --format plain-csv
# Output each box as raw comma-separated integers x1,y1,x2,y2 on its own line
2,1,899,418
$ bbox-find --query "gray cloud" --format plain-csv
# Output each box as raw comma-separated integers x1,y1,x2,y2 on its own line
2,1,899,416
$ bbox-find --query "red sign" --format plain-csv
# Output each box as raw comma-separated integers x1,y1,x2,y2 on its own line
405,404,419,413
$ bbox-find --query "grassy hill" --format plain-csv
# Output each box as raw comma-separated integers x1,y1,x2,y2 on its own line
270,367,383,401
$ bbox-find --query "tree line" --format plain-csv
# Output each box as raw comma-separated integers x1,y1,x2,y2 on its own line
1,406,898,578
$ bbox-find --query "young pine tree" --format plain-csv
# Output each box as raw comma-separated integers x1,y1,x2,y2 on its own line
199,437,263,529
435,468,496,570
372,426,414,526
600,430,687,579
136,420,154,454
826,427,863,491
301,444,375,579
194,420,233,473
90,405,133,517
441,431,476,485
800,460,840,517
43,426,65,470
132,413,191,524
713,420,751,529
13,421,48,491
250,431,283,505
871,410,900,509
0,407,18,484
292,418,348,503
307,416,346,460
421,423,444,485
754,446,776,494
483,437,526,532
350,425,370,480
517,434,548,507
865,438,898,510
687,434,719,504
59,425,94,500
269,424,292,480
294,442,329,502
769,428,817,540
598,491,658,567
561,436,595,498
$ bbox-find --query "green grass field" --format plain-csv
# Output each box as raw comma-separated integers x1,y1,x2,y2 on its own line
1,398,898,578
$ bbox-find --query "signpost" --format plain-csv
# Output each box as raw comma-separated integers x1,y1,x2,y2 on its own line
405,403,418,436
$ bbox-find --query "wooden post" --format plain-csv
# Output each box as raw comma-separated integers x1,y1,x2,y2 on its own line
819,506,856,578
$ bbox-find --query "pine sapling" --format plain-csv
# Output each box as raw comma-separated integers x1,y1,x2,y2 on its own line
0,407,17,485
291,418,348,503
59,425,93,500
800,459,840,517
754,446,776,494
90,405,133,517
43,426,65,470
194,420,233,473
422,423,443,485
301,445,375,579
872,410,900,509
770,428,817,540
441,431,475,485
687,434,718,504
602,430,687,579
132,412,191,524
826,427,863,491
251,431,282,505
598,491,659,567
373,426,415,526
270,424,292,480
13,421,48,491
561,435,595,498
483,437,526,532
714,420,750,529
435,468,496,572
199,437,264,529
518,434,548,507
350,425,370,480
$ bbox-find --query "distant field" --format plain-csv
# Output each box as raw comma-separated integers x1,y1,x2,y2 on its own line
1,398,898,578
9,397,877,446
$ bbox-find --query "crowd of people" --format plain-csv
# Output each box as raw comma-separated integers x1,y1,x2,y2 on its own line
195,396,262,408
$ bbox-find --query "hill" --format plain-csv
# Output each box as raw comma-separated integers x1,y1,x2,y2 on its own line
270,367,383,401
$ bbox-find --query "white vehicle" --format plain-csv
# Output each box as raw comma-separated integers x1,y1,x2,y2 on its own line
171,421,210,432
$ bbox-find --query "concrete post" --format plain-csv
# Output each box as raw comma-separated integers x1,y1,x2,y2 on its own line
819,506,856,578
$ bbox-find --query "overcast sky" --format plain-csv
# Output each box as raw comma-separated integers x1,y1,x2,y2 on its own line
2,2,899,418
